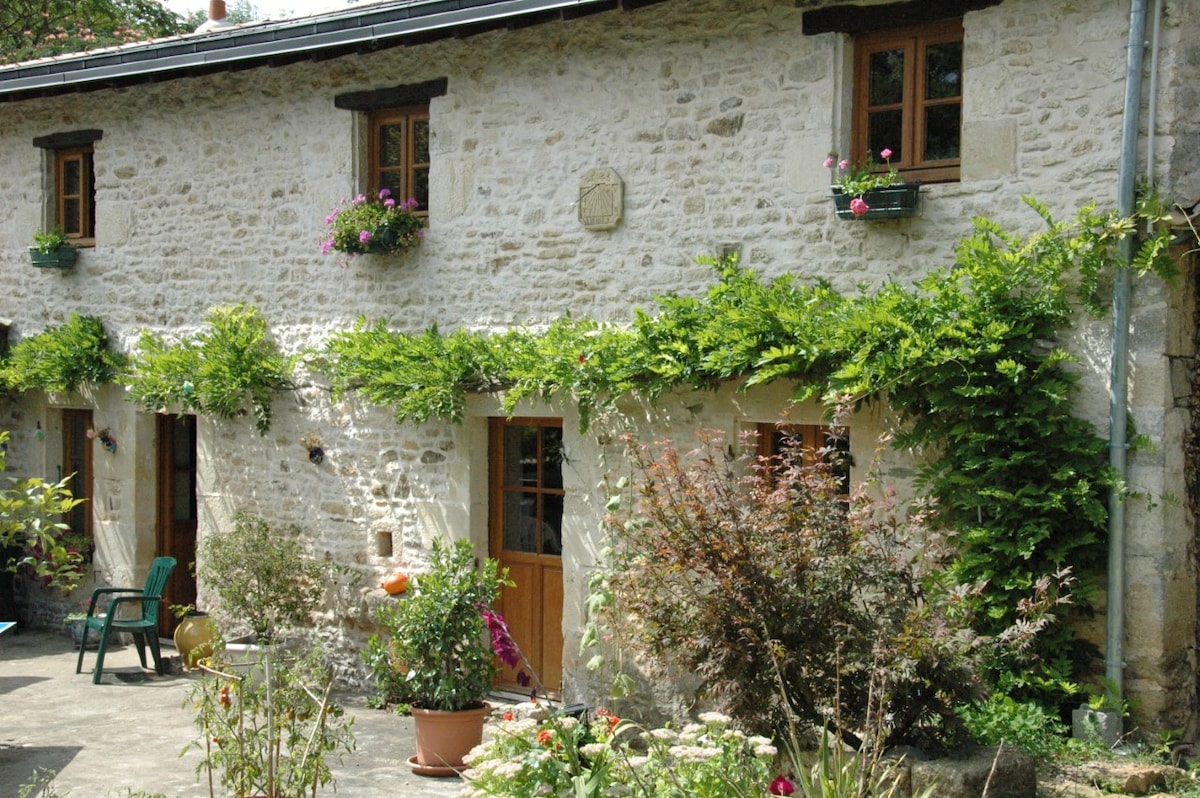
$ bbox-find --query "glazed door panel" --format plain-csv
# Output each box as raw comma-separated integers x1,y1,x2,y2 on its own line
489,418,564,696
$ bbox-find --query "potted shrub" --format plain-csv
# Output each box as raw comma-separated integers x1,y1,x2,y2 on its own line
29,228,78,268
196,512,325,652
363,538,509,775
825,148,921,220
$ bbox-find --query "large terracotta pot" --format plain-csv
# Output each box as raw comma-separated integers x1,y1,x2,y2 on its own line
410,704,490,775
173,611,215,669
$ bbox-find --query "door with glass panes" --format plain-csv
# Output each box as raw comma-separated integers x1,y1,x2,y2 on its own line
489,418,564,695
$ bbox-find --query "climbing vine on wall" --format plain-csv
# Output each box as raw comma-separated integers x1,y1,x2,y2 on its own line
321,197,1174,697
124,303,294,434
0,313,126,393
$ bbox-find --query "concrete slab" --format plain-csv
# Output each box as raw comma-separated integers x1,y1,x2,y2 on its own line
0,630,465,798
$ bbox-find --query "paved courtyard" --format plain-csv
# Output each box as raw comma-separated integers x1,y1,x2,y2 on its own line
0,630,465,797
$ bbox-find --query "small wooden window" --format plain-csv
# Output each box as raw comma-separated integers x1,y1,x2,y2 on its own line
757,423,851,498
368,107,430,217
854,19,962,183
56,146,96,243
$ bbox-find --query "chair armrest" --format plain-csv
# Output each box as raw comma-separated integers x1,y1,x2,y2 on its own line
101,594,162,627
86,585,145,614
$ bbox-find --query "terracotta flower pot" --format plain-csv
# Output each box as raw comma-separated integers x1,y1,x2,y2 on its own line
410,704,489,775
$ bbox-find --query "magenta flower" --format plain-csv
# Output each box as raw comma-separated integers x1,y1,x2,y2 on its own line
823,156,835,168
838,160,849,170
378,187,392,199
384,198,395,208
880,148,893,160
849,197,870,216
359,230,372,243
769,775,795,796
351,193,366,206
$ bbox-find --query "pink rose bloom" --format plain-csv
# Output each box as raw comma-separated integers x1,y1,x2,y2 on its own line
880,148,893,159
838,160,849,170
770,775,795,796
849,197,870,216
823,156,835,168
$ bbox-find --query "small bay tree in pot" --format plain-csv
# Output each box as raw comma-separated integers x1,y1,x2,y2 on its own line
363,538,510,775
196,512,325,650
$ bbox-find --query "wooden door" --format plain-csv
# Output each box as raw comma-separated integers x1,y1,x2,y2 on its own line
156,415,197,637
489,418,564,695
61,410,94,559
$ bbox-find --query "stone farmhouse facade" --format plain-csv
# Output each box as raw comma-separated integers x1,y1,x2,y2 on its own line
1,0,1198,733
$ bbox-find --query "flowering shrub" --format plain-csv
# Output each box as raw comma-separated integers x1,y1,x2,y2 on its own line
320,189,424,256
825,149,902,216
460,710,780,798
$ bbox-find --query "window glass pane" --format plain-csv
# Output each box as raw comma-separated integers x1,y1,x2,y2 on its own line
380,171,402,199
542,493,563,556
504,492,538,553
63,158,81,196
413,167,430,213
868,48,905,106
379,124,403,167
543,427,564,490
925,41,962,100
867,110,903,162
924,104,961,161
62,199,81,235
414,119,430,164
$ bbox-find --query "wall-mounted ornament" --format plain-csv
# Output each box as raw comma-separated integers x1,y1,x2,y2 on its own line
578,167,624,231
299,431,324,465
87,427,117,453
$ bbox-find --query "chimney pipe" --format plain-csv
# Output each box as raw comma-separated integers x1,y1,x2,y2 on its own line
196,0,233,32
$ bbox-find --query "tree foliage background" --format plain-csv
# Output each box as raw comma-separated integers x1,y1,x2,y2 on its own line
0,1,286,64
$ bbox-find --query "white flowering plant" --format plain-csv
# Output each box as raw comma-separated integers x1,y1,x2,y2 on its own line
320,189,424,256
459,709,783,798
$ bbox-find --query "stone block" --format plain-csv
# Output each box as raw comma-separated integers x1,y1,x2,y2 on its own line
909,745,1035,798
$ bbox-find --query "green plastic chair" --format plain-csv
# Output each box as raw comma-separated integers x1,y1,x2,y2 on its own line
75,556,176,684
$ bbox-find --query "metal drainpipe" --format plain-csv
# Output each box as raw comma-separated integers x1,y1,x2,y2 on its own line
1107,0,1151,703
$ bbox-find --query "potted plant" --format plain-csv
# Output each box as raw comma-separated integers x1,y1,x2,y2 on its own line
195,512,326,652
363,538,510,775
826,148,920,220
29,228,78,268
187,644,355,798
319,188,424,257
170,603,216,669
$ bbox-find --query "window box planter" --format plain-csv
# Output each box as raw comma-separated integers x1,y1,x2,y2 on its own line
29,246,78,269
831,184,921,220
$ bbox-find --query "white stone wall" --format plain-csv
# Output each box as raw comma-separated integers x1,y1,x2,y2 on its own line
0,0,1195,728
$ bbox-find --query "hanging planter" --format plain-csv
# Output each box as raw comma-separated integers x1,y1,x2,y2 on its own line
831,184,921,220
29,246,78,269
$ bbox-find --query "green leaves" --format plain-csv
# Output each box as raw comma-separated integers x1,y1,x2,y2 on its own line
125,303,293,434
0,314,126,393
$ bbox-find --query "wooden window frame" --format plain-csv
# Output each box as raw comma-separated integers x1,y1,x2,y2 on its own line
55,146,96,245
756,423,851,499
368,106,430,218
853,18,962,184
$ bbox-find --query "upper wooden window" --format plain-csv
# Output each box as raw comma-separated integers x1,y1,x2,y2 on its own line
854,19,962,183
56,146,96,243
369,107,430,217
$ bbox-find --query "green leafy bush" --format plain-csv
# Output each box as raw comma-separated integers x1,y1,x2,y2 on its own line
956,694,1069,760
363,539,509,711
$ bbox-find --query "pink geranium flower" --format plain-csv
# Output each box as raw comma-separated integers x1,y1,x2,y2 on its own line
849,197,870,216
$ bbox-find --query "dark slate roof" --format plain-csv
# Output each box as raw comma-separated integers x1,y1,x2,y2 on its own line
0,0,662,102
